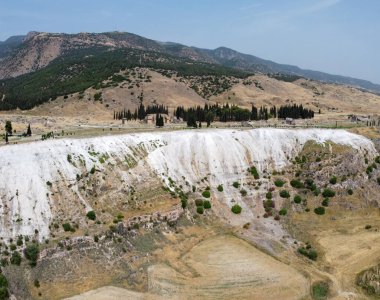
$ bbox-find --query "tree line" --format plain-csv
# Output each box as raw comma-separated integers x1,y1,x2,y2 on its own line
114,103,168,120
174,103,314,124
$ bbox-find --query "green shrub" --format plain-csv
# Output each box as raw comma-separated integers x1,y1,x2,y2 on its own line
329,176,337,185
312,281,329,299
181,198,188,209
203,200,211,209
196,206,204,214
314,207,325,215
263,199,274,209
298,247,318,261
16,238,23,246
240,189,247,196
375,156,380,164
94,235,99,242
279,190,290,198
46,181,52,187
293,195,302,204
24,244,39,266
67,154,72,163
9,244,16,251
279,208,287,216
10,251,21,265
290,179,304,189
322,189,335,198
86,210,96,220
90,165,96,174
232,182,240,188
231,204,242,214
34,279,40,288
304,178,316,190
202,190,211,198
62,223,72,232
347,189,353,195
365,225,372,230
377,177,380,185
366,166,373,174
321,198,329,207
266,192,272,200
274,179,285,187
217,184,223,192
195,199,204,206
249,166,260,179
0,273,8,299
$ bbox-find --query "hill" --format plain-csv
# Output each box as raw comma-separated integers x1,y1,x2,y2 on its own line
0,31,379,97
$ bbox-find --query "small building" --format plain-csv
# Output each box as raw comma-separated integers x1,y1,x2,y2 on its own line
285,118,295,125
145,114,171,125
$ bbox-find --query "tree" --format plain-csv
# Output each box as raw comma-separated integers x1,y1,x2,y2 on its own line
155,113,160,127
5,133,8,144
155,114,164,127
26,124,32,136
24,244,39,266
137,103,146,120
187,112,197,128
5,121,12,135
231,204,242,214
10,251,21,265
86,211,96,220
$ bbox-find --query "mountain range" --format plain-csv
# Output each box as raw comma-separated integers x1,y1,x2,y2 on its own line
0,31,380,111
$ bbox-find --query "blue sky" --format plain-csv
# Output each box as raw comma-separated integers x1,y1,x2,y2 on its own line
1,0,379,83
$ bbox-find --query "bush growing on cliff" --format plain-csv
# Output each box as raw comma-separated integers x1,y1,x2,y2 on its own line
62,223,72,232
298,246,317,260
197,206,204,214
231,204,242,214
377,177,380,185
240,189,247,196
90,165,96,174
10,251,21,265
322,189,335,198
24,244,39,267
0,273,9,300
279,190,290,198
329,176,337,185
294,195,302,204
217,184,223,192
232,182,240,188
195,199,204,207
202,190,211,198
322,198,329,207
266,192,272,200
279,208,287,216
203,200,211,209
312,281,329,299
290,179,304,189
314,207,325,215
86,211,96,220
274,179,285,187
249,166,260,179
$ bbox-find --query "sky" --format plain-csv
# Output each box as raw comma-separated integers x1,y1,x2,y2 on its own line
1,0,379,84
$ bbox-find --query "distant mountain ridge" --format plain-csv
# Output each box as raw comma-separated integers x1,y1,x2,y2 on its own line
0,30,379,93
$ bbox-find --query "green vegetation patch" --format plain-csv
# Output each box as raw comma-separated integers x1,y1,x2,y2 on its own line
312,281,329,300
274,178,285,187
231,204,242,214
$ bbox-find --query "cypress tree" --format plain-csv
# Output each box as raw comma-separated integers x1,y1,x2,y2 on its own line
26,124,32,136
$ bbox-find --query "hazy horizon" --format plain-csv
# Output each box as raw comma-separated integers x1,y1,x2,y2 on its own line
1,0,379,84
